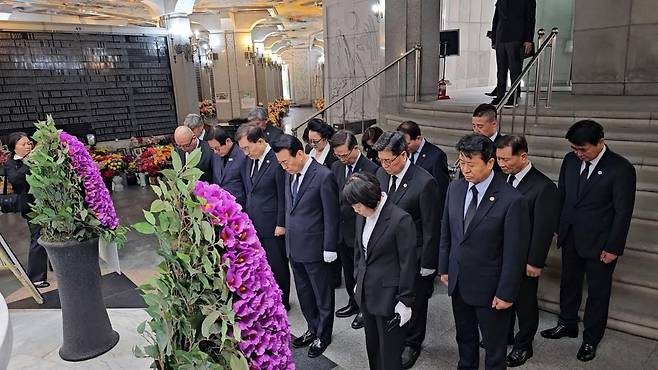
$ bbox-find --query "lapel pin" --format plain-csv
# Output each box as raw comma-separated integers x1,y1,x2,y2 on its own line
422,154,426,158
228,158,233,162
403,183,408,188
489,196,495,202
597,170,602,175
266,160,270,164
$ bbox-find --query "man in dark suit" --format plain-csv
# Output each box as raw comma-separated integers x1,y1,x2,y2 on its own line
272,134,340,358
397,120,450,195
541,120,636,362
330,130,379,329
372,131,442,369
439,133,530,370
235,123,290,309
174,126,214,183
206,127,248,207
496,135,560,367
248,107,283,143
183,113,208,141
491,0,536,107
472,104,504,174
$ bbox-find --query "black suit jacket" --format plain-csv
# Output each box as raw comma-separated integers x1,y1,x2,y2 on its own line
492,0,536,44
314,149,338,169
264,124,283,144
243,149,286,239
354,201,417,316
284,159,340,263
177,140,214,183
4,156,32,217
414,140,450,211
376,163,441,271
439,173,530,306
212,145,248,206
332,154,380,246
514,166,560,267
557,147,636,258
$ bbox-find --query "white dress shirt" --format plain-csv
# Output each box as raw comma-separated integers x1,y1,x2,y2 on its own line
310,144,331,166
257,144,271,171
185,139,199,161
388,159,411,192
464,170,495,218
346,152,361,178
489,132,499,142
508,161,532,188
411,138,426,164
362,192,388,258
292,155,314,194
580,145,606,178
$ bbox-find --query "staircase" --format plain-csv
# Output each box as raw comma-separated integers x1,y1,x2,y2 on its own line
383,100,658,340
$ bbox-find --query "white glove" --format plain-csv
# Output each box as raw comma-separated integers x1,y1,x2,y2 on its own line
420,268,436,277
394,301,412,327
323,251,338,263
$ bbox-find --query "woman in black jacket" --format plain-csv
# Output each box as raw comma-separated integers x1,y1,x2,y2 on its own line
5,132,49,288
307,118,338,168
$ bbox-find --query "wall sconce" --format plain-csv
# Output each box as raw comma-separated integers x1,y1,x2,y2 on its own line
171,36,193,63
372,1,384,22
244,46,255,66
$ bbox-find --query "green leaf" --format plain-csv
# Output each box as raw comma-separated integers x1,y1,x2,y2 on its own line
143,211,156,225
172,150,182,172
201,311,221,337
150,199,167,213
186,148,201,169
133,222,155,234
229,353,249,370
201,221,214,242
137,321,146,334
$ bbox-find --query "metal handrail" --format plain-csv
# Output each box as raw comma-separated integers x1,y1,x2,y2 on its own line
292,44,422,136
496,27,558,133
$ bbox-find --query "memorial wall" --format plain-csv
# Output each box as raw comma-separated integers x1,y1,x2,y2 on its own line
0,31,177,142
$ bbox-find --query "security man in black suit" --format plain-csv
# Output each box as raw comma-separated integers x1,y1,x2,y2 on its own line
541,120,636,362
372,131,442,369
496,135,560,367
439,133,530,370
466,104,505,175
272,134,340,358
174,126,214,183
330,130,379,329
248,106,283,143
344,172,417,370
235,123,290,310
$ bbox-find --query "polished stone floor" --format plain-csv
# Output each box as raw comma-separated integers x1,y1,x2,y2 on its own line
1,108,657,369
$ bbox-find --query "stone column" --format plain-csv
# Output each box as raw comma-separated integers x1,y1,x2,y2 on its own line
162,13,198,123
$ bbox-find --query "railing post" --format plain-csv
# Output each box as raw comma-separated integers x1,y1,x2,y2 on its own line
414,45,421,103
546,28,559,108
533,29,545,107
342,99,346,128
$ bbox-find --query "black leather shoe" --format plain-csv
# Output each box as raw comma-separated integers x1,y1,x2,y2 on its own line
540,324,578,339
576,342,596,362
491,97,503,106
351,312,364,329
308,338,330,358
506,348,533,367
292,330,316,348
401,346,421,369
336,304,359,318
485,88,498,97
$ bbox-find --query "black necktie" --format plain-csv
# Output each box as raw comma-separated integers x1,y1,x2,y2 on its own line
508,174,516,185
578,161,591,197
251,159,259,179
291,173,300,203
388,175,398,195
464,186,479,233
347,165,353,178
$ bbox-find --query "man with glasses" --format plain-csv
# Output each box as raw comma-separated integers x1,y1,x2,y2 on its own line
373,131,442,369
330,130,379,330
174,126,214,183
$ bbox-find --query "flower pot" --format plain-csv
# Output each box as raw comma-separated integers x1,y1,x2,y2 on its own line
111,176,124,192
40,237,119,361
137,172,147,187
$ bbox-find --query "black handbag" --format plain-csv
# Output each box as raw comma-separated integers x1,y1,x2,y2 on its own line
0,168,20,213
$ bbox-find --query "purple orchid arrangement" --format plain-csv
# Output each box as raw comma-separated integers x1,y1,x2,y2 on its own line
194,181,294,370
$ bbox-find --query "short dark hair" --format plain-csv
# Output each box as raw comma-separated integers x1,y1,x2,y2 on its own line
495,135,528,155
330,130,358,150
455,133,495,163
396,121,422,140
565,120,604,146
372,131,407,155
235,123,264,143
473,103,497,122
207,127,231,145
342,172,381,209
271,134,305,157
362,126,383,148
307,118,335,140
7,132,28,153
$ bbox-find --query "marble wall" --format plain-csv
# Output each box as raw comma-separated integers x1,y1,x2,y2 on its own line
281,47,322,106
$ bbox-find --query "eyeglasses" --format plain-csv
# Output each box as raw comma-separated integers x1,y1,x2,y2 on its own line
334,147,354,160
379,152,402,166
308,138,325,145
176,137,196,149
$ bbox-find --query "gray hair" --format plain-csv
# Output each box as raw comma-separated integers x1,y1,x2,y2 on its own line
183,113,203,129
247,107,268,122
330,129,358,150
372,131,407,156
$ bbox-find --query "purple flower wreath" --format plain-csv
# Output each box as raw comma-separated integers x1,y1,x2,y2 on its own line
59,132,120,230
194,181,294,370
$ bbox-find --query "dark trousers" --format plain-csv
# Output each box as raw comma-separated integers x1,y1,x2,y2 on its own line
26,222,47,282
558,232,617,345
452,286,512,370
337,241,357,306
509,275,540,350
495,41,523,100
363,300,404,370
290,259,335,342
262,236,290,306
404,273,434,349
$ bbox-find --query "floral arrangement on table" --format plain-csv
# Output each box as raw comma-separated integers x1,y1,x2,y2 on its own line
268,99,290,127
91,150,133,179
24,115,128,245
133,150,293,369
199,99,217,120
129,135,172,149
0,143,9,166
313,98,325,112
135,145,173,178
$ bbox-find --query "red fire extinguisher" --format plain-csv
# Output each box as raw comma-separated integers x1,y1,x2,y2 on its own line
438,79,450,100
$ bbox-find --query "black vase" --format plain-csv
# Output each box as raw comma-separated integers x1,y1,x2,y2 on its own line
39,237,120,361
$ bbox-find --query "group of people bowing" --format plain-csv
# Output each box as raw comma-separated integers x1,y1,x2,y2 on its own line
171,103,636,370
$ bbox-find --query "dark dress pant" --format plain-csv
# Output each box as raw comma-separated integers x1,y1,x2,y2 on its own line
26,222,47,282
362,298,404,370
337,240,357,305
509,274,540,350
558,231,617,345
290,259,335,342
404,273,434,348
495,41,524,100
262,236,290,306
